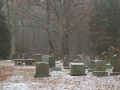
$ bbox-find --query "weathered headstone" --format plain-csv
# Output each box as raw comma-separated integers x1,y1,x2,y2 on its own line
34,54,43,62
49,56,55,68
42,55,50,63
34,62,50,77
12,53,17,59
110,54,120,75
70,63,86,76
88,60,96,72
73,59,80,63
20,54,26,59
93,60,108,76
50,67,62,72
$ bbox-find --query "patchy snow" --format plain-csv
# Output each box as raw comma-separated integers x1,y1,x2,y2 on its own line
0,61,120,90
71,63,84,65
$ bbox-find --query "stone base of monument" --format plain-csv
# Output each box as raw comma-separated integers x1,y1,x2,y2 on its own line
64,67,70,69
88,69,94,72
70,73,87,76
93,71,108,76
34,74,51,77
110,72,120,75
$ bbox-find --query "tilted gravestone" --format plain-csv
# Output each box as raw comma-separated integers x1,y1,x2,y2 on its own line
70,63,86,76
49,56,56,68
93,60,108,76
110,54,120,75
34,62,50,77
34,54,43,62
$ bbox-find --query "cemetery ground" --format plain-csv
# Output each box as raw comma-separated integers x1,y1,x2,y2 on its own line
0,60,120,90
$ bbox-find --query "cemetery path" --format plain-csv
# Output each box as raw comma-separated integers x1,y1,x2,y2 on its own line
0,60,120,90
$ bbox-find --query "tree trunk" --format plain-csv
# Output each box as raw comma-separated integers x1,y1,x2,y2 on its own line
46,0,54,56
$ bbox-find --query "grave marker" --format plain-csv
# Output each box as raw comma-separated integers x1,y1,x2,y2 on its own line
93,60,108,76
34,62,50,77
49,56,56,68
34,54,43,62
70,63,86,76
111,54,120,75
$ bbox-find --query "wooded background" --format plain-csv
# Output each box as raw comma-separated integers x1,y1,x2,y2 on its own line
1,0,120,59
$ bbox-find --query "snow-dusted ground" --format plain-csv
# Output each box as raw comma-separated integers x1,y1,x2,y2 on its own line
0,60,120,90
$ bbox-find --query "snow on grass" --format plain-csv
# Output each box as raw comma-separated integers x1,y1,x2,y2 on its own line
0,61,120,90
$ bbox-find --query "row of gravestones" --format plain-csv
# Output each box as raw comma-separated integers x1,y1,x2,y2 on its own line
34,59,120,77
63,54,90,69
12,53,56,67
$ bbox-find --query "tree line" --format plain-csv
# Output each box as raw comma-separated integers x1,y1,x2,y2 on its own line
0,0,120,60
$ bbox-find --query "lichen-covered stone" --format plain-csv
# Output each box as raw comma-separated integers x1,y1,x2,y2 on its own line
34,62,50,77
70,63,86,76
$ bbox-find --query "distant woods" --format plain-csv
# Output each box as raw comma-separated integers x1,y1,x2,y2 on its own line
1,0,120,59
0,0,10,59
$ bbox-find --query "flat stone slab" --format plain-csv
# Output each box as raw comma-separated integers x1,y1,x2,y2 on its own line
64,67,70,69
93,71,108,76
34,75,51,77
50,67,62,72
70,73,87,76
88,69,94,72
110,72,120,75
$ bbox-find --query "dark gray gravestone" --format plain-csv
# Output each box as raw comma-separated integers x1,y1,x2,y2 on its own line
88,60,96,72
50,67,62,72
70,63,86,76
34,62,50,77
49,56,56,68
111,54,120,75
